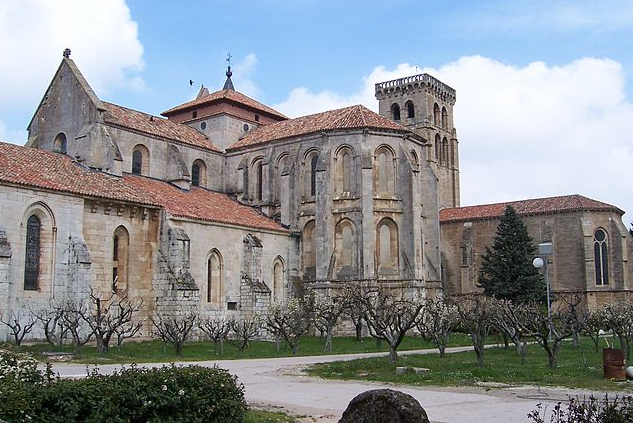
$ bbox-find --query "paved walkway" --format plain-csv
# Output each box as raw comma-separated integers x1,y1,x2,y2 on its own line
49,346,593,423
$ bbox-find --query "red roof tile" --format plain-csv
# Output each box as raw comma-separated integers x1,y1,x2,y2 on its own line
161,89,288,120
0,141,154,205
0,142,288,233
228,105,411,150
124,176,288,233
440,195,622,223
102,102,221,152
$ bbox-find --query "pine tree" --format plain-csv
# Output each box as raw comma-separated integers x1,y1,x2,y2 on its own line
478,205,546,304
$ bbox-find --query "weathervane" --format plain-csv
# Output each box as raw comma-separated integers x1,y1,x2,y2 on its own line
226,53,233,78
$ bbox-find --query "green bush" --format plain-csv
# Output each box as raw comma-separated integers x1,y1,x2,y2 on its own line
0,350,247,422
529,394,633,423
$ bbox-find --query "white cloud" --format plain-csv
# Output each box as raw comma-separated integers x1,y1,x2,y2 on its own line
0,0,144,111
274,56,633,221
232,53,260,98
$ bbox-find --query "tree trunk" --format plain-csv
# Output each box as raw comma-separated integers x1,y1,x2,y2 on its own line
517,341,527,365
474,336,485,367
572,331,579,349
503,332,509,349
388,346,398,365
355,322,362,341
324,328,333,353
175,341,184,356
439,345,446,358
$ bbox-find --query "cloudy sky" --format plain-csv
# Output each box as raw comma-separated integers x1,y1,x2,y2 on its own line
1,0,632,223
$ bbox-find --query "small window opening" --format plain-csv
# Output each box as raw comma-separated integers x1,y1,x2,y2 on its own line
192,110,198,119
255,114,260,122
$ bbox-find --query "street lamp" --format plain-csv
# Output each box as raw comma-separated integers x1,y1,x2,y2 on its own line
533,242,553,340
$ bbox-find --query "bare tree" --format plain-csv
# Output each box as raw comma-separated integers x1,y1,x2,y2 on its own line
343,284,368,341
313,292,348,353
32,302,70,348
452,294,495,367
151,311,198,356
601,299,633,360
265,299,312,355
584,309,607,353
491,298,532,364
520,301,576,368
0,310,37,346
362,290,423,365
61,300,94,354
559,291,587,349
198,316,230,355
79,288,143,355
415,297,457,358
227,313,261,354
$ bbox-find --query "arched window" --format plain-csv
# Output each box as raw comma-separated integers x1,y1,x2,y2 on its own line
594,229,609,285
374,146,395,196
442,137,449,166
275,154,288,203
405,101,415,119
303,220,316,272
304,151,319,198
441,107,448,129
207,250,223,305
191,159,206,187
433,103,440,126
24,215,41,291
131,145,149,175
335,219,356,272
273,257,285,302
377,218,399,270
252,159,263,202
434,134,440,162
410,150,419,167
391,103,401,121
53,133,67,154
335,147,354,195
112,226,129,294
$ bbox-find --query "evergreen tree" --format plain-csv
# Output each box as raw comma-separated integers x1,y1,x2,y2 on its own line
478,205,546,303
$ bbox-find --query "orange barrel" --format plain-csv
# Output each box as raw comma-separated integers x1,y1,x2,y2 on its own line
603,348,626,380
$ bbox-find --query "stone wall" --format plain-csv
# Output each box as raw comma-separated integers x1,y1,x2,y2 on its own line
440,209,633,310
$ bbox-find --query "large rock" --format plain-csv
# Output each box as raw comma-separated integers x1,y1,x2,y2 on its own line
338,389,429,423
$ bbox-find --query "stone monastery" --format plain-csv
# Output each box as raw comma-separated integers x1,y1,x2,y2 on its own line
0,52,631,340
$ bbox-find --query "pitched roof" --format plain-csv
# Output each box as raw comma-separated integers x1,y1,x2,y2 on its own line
439,195,623,223
0,142,288,233
161,89,287,120
124,176,288,233
228,105,411,150
102,102,221,152
0,141,153,205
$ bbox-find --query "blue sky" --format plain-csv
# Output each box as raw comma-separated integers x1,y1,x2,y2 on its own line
1,0,632,222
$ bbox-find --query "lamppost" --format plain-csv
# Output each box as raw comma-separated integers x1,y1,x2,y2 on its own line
533,242,553,340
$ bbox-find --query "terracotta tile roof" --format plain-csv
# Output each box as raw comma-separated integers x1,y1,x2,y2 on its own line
161,89,288,120
0,141,154,205
0,142,286,233
124,175,288,233
440,195,623,223
102,102,221,152
228,105,411,150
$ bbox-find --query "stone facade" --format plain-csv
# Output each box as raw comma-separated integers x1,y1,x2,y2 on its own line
440,199,633,310
1,53,631,342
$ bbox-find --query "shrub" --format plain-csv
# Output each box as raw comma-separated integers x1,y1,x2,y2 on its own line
529,394,633,423
0,350,247,422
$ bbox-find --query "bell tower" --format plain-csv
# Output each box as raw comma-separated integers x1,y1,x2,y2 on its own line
375,73,460,209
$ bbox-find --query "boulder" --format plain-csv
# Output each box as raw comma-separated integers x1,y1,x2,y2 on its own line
338,388,429,423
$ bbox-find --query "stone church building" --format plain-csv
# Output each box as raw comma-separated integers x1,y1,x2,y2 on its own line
0,53,630,340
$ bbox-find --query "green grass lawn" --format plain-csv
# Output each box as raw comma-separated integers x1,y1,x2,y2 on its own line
245,409,299,423
307,338,633,392
3,334,472,364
